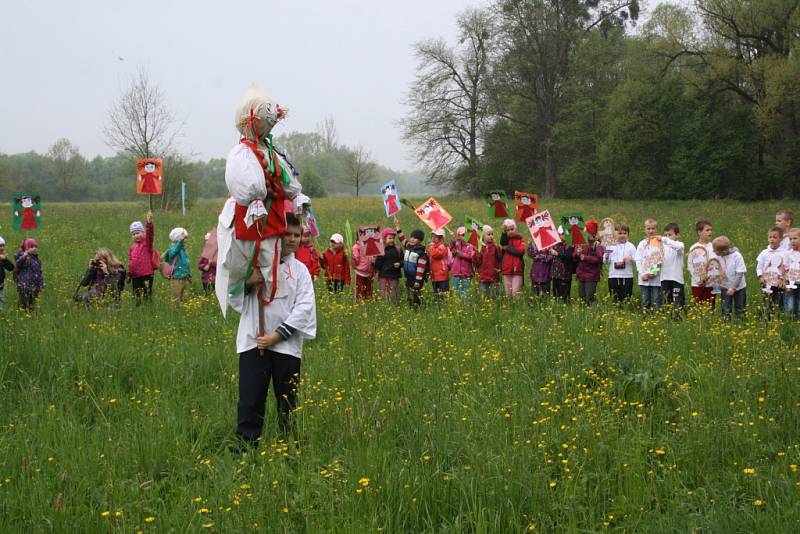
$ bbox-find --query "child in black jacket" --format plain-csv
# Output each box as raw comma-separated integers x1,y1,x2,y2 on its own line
374,228,403,304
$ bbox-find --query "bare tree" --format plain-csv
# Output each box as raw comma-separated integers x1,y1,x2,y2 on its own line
341,145,376,197
317,116,339,152
47,138,84,196
401,8,494,189
103,68,183,159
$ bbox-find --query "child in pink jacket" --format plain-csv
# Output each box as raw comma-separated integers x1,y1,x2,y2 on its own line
352,240,376,303
450,226,475,295
127,210,155,304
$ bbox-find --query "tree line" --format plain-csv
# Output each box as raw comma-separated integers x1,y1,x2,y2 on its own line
401,0,800,200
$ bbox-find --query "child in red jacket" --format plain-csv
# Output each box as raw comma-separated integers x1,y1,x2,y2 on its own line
428,228,450,299
295,229,320,281
500,219,525,297
573,219,604,305
473,225,502,298
320,233,350,292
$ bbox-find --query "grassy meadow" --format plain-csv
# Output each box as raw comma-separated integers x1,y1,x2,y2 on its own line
2,197,800,532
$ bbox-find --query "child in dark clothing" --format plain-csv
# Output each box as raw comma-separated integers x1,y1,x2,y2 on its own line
374,228,403,304
395,222,429,307
527,239,553,296
573,220,604,305
15,238,43,311
0,237,15,309
549,231,574,302
77,248,127,306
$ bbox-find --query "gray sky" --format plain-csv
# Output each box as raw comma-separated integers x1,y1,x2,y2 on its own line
0,0,485,171
1,1,671,171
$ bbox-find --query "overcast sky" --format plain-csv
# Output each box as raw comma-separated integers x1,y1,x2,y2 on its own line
0,0,494,171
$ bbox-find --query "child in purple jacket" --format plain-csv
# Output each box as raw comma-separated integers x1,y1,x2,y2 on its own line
15,238,43,311
527,239,553,296
573,220,604,305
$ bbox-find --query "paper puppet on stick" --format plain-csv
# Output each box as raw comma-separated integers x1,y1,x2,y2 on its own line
599,218,616,249
136,158,163,195
785,250,800,290
687,245,709,284
559,212,588,246
358,225,384,257
762,254,785,294
705,257,724,288
484,190,509,219
304,206,321,238
13,194,41,231
414,197,452,231
514,191,538,223
464,215,484,248
380,180,401,218
525,209,560,252
641,237,664,276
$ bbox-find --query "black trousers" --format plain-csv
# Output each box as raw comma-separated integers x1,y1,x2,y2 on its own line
17,289,38,311
326,279,345,292
552,278,571,302
661,280,686,308
608,278,633,302
237,348,302,442
131,275,153,303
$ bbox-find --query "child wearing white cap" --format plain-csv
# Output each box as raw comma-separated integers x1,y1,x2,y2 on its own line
320,233,350,292
165,227,192,303
127,210,156,304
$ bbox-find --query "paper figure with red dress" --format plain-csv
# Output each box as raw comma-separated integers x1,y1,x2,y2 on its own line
380,180,401,218
305,206,321,238
559,212,588,246
13,194,41,231
514,191,538,223
526,209,559,252
136,158,163,195
414,197,452,231
358,225,384,257
464,215,484,248
484,190,509,219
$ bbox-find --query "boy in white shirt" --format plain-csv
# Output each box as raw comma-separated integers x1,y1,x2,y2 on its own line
713,235,747,321
660,223,685,309
232,213,317,446
604,222,637,303
688,220,715,307
756,226,786,316
775,210,794,251
635,218,664,310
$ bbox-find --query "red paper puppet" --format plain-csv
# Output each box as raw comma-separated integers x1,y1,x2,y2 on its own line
136,158,163,195
381,180,401,218
415,197,453,231
526,210,560,251
559,212,587,246
13,194,41,231
464,215,483,249
514,191,538,223
484,190,509,219
358,225,384,257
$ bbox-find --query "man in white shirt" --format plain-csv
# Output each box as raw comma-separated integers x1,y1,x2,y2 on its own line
231,213,316,446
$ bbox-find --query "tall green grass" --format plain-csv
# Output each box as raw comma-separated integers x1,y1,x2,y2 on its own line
1,198,799,532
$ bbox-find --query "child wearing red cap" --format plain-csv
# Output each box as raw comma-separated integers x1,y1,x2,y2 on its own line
374,228,403,304
573,220,604,305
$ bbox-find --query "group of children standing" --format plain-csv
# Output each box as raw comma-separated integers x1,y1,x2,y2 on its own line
303,209,800,321
0,210,221,311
